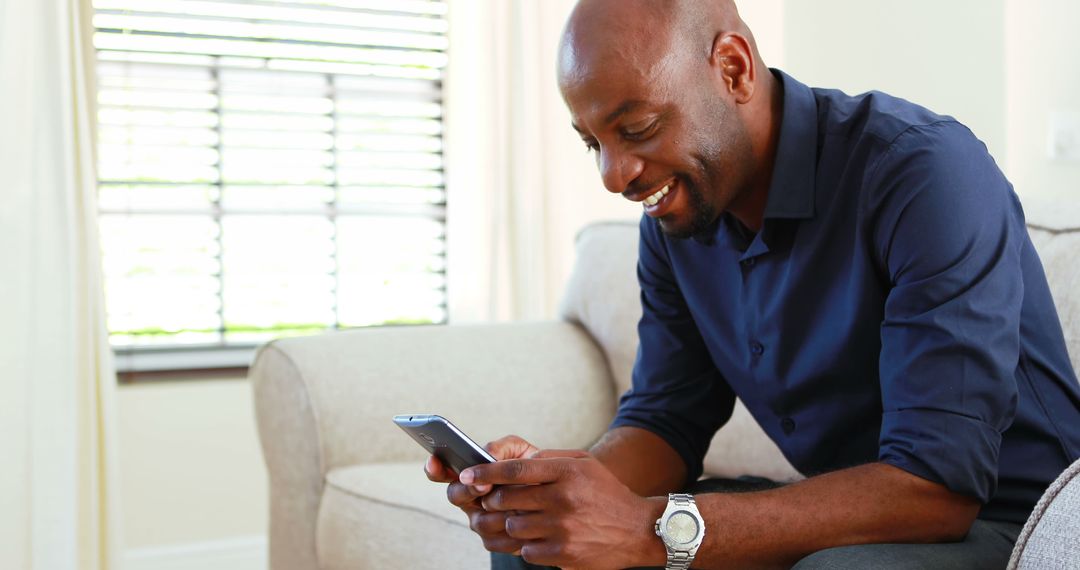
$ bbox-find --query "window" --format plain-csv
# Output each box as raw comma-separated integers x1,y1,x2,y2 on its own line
93,0,449,371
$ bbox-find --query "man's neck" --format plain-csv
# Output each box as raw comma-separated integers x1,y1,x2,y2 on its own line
729,69,784,233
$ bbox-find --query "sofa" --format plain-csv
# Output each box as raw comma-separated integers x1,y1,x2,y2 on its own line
252,200,1080,570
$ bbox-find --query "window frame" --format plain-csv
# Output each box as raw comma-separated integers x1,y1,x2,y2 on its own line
93,0,451,373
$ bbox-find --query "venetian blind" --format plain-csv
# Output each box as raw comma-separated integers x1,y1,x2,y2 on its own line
93,0,449,367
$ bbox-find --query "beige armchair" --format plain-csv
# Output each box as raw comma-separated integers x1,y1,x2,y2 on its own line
253,203,1080,569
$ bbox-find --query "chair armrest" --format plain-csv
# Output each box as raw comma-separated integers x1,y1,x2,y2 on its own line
250,321,616,569
253,320,617,471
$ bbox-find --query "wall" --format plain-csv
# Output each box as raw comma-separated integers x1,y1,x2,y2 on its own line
781,0,1080,203
117,378,267,568
782,0,1007,166
1004,0,1080,202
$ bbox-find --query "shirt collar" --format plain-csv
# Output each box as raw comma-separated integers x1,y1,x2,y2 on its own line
763,69,818,220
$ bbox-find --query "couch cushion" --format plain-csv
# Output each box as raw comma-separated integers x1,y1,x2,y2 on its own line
1008,457,1080,569
316,463,488,570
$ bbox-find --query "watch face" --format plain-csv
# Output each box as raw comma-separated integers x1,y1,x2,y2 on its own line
665,511,700,545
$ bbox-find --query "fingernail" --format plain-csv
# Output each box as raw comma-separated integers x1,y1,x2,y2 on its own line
459,469,474,484
475,484,491,494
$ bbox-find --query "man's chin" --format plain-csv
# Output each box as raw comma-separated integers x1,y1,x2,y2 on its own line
657,212,717,241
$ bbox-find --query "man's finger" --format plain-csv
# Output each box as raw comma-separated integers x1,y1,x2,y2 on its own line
469,510,510,535
481,483,562,512
520,540,569,567
485,435,538,461
504,512,558,540
461,458,569,486
481,535,526,555
425,455,457,483
447,480,494,507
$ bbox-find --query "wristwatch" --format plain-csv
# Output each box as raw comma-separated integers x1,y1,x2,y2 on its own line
654,493,705,570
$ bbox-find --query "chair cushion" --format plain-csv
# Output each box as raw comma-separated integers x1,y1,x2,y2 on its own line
1008,457,1080,569
316,463,488,570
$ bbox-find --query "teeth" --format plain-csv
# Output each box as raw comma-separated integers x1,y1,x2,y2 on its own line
644,184,670,207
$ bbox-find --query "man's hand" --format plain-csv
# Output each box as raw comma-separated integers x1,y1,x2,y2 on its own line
460,450,664,570
424,435,540,555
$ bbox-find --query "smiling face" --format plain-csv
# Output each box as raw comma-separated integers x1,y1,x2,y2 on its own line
558,0,762,239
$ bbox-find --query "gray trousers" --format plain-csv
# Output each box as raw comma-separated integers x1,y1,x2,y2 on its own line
490,477,1022,570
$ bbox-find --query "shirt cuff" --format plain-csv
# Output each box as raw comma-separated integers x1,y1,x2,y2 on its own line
878,409,1004,503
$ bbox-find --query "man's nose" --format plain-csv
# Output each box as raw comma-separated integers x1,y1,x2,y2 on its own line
598,147,644,195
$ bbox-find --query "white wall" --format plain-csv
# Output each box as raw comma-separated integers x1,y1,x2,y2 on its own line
781,0,1007,166
780,0,1080,203
1005,0,1080,202
738,0,785,67
117,379,267,558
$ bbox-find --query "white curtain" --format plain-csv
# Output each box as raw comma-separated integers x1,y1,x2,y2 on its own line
444,0,552,322
0,0,123,568
443,0,640,323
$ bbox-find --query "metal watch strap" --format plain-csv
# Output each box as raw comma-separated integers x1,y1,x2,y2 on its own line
665,494,696,570
667,550,693,570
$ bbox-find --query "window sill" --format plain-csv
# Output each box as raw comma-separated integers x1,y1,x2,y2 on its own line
113,344,257,376
117,365,249,385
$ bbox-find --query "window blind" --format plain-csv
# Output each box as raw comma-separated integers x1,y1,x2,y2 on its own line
93,0,449,368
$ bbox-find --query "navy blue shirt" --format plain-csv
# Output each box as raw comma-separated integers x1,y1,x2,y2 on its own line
612,69,1080,524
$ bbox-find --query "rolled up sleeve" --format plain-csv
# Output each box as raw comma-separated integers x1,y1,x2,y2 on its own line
870,122,1022,503
610,216,736,485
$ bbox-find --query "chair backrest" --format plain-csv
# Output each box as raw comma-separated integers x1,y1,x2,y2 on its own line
558,221,641,398
1022,198,1080,375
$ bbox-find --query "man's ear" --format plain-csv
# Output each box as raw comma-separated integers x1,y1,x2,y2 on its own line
710,32,756,104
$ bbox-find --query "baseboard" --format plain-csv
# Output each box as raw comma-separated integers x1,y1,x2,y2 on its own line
125,535,267,570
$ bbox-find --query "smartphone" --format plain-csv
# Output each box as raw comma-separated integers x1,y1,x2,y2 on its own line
393,414,496,474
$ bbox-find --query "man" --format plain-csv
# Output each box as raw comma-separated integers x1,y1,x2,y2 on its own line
426,0,1080,568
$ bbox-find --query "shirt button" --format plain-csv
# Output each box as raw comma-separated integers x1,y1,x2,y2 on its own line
781,418,796,435
741,257,756,267
750,342,765,356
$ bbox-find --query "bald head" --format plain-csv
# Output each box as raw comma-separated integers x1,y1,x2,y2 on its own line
555,0,783,238
558,0,760,93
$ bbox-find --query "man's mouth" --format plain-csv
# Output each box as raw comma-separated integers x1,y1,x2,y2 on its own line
643,184,670,206
641,180,678,217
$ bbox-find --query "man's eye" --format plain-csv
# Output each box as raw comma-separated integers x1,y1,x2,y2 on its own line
583,140,599,153
622,121,657,141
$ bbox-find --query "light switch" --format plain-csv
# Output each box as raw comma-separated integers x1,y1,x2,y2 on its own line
1048,110,1080,162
